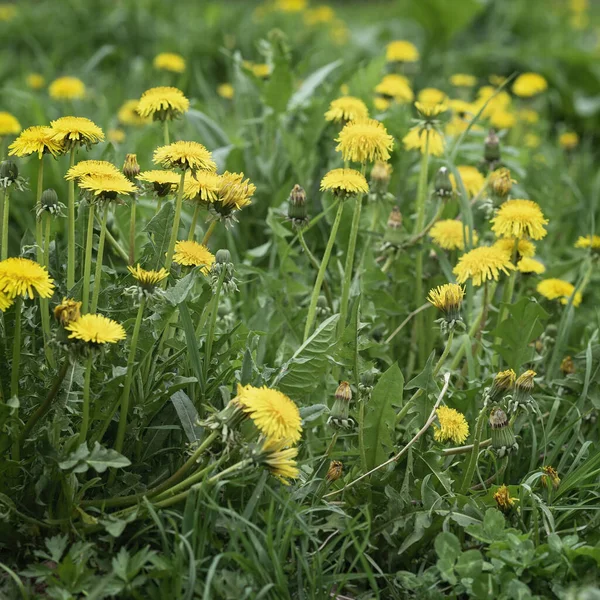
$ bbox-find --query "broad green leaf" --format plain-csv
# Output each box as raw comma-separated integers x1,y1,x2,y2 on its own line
435,531,461,562
178,302,205,394
164,272,197,306
170,390,202,443
86,442,131,473
455,549,483,579
264,61,293,114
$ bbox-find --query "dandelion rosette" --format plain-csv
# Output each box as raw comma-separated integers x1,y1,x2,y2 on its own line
172,240,215,273
453,246,515,286
429,220,478,251
324,96,369,124
320,168,369,199
433,406,469,444
9,126,65,158
0,257,54,299
137,86,189,121
336,118,394,164
153,141,216,173
50,116,104,149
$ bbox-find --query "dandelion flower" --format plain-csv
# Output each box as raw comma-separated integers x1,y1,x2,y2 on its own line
403,127,444,157
418,88,446,107
137,170,181,196
0,3,17,21
153,52,186,73
259,437,299,484
274,0,306,13
0,292,14,311
325,96,369,124
375,75,414,104
427,283,464,316
0,112,21,136
512,73,548,98
429,220,478,251
236,384,302,443
304,6,335,25
336,118,394,163
386,40,419,63
0,257,54,299
574,235,600,250
118,99,150,126
488,369,516,401
78,173,137,199
415,101,448,119
173,240,215,273
210,171,256,216
490,110,516,130
519,109,539,124
217,83,234,99
66,314,126,345
8,126,64,158
488,168,515,198
137,86,189,121
524,133,541,149
49,76,86,101
559,132,579,150
128,265,169,291
50,116,104,149
450,74,477,87
183,171,220,203
453,246,515,286
491,199,548,240
65,160,121,181
54,298,82,326
517,257,546,274
433,406,469,444
451,166,485,198
536,278,582,307
493,237,536,259
153,140,216,173
26,73,45,90
494,485,516,512
320,168,368,198
541,465,560,490
108,128,125,144
249,63,271,78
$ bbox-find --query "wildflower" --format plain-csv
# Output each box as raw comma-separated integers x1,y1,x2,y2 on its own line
524,133,541,149
54,298,82,326
65,160,121,181
26,73,45,90
513,370,536,406
336,118,394,164
453,246,515,286
0,3,17,21
386,40,419,63
493,238,536,260
487,369,516,403
490,110,516,130
450,73,477,87
477,87,512,116
65,313,126,345
9,126,64,158
36,188,66,218
559,132,579,150
451,166,485,198
217,83,234,99
517,257,545,274
491,199,548,240
326,460,343,482
375,75,413,105
274,0,306,12
541,466,560,490
257,437,299,484
560,356,575,375
0,257,54,299
210,249,237,294
172,240,215,273
235,384,302,443
287,184,308,229
0,160,19,189
403,127,444,157
118,99,150,126
328,381,354,429
304,6,335,25
387,206,402,229
78,173,137,200
418,88,446,107
574,235,600,250
153,140,216,173
153,52,186,73
123,154,140,180
489,407,518,457
433,406,469,444
536,278,582,307
208,171,255,219
494,485,516,512
374,97,390,112
429,220,477,251
434,167,453,199
183,171,220,203
370,161,392,195
512,73,548,98
320,168,368,198
128,265,169,292
137,170,180,196
427,283,464,331
488,168,515,199
415,100,447,119
49,76,86,101
518,109,539,124
325,96,369,124
137,86,189,121
0,112,21,136
108,128,125,144
0,292,13,311
50,116,104,149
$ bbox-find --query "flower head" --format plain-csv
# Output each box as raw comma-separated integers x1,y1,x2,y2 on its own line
49,76,86,101
50,116,104,149
494,485,516,512
402,127,444,157
386,40,419,63
429,220,478,251
415,100,447,118
450,74,477,87
491,199,548,240
488,168,515,198
0,3,17,21
517,257,545,274
153,52,186,73
217,83,234,99
512,73,547,98
8,126,64,159
65,160,121,181
336,118,394,164
137,169,180,197
128,265,169,291
375,75,414,104
490,110,516,130
235,384,302,443
153,140,216,173
173,240,215,273
493,237,536,260
559,131,579,150
77,173,137,200
0,258,54,299
65,313,126,345
434,406,469,444
427,283,464,315
320,168,368,199
183,171,220,203
209,171,256,218
574,235,600,250
541,466,560,490
0,112,21,136
326,460,343,482
453,246,515,286
26,73,45,90
488,369,516,402
54,298,82,326
450,166,485,199
537,278,582,307
258,437,299,484
0,292,13,311
137,86,189,121
325,96,369,124
118,99,150,126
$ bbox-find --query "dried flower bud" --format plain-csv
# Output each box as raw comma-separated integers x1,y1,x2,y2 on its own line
328,381,353,429
123,154,140,180
484,129,501,166
287,184,308,229
54,297,82,326
387,206,402,229
560,356,575,375
0,160,18,183
434,167,453,199
335,381,352,403
494,484,516,513
541,466,560,490
513,370,535,406
326,460,343,482
488,167,514,199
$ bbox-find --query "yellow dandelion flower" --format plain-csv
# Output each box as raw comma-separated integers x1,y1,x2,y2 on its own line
490,110,516,130
153,140,216,173
0,257,54,299
217,83,234,99
375,75,414,104
491,199,548,240
8,126,64,158
210,171,256,215
512,73,548,98
574,235,600,250
415,101,448,118
450,165,485,198
518,109,539,124
128,265,169,290
453,246,515,286
118,99,150,126
488,168,515,198
259,437,299,484
137,86,189,121
374,97,391,112
386,40,419,63
560,356,575,375
137,170,181,196
320,168,369,198
402,127,445,157
0,291,14,311
336,118,394,163
65,313,126,345
0,3,17,21
250,63,271,78
559,131,579,150
274,0,306,12
427,283,464,314
78,173,137,199
54,298,81,326
418,87,447,105
525,133,541,149
49,76,86,101
153,52,186,74
50,116,104,148
433,406,469,444
429,219,478,251
330,20,349,46
536,278,582,307
183,171,220,203
0,112,21,136
517,257,546,274
493,237,536,259
108,128,125,144
494,485,516,512
236,384,302,443
65,160,121,181
26,73,45,90
324,96,369,124
476,86,511,117
172,240,215,273
304,6,335,25
541,465,560,490
450,74,477,87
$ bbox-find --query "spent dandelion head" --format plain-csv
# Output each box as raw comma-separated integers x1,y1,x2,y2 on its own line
137,86,189,121
50,116,104,150
65,313,126,345
325,96,369,124
491,199,548,240
429,220,478,251
48,76,86,101
0,257,54,299
487,369,516,403
433,406,469,444
336,118,394,164
541,466,560,490
172,240,215,273
320,168,368,199
488,167,515,199
453,245,516,286
153,140,216,173
0,112,21,136
9,126,65,158
536,278,582,307
153,52,186,73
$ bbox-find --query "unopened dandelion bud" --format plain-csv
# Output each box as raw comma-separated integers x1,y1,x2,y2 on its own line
211,248,237,293
36,188,66,219
484,129,501,167
328,381,354,429
513,370,535,406
315,294,330,317
434,167,453,199
494,484,516,513
487,369,516,403
0,160,18,183
359,370,375,399
287,184,308,229
370,161,392,194
326,460,343,482
541,465,560,490
387,206,402,229
216,248,231,265
335,381,352,402
123,153,140,180
488,167,514,199
489,407,518,457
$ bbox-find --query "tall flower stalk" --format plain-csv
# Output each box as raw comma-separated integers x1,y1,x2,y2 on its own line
90,206,109,313
66,148,76,289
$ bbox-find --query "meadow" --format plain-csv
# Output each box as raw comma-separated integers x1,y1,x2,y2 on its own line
0,0,599,598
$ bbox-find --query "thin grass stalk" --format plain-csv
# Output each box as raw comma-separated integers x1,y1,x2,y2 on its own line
90,205,109,313
201,220,217,246
81,202,96,313
128,193,136,265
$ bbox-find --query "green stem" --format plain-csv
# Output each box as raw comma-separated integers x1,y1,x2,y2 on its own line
10,296,22,399
164,171,186,272
41,213,55,368
188,203,201,241
90,206,109,313
298,230,333,312
459,407,486,494
35,157,44,264
204,270,225,379
67,148,76,290
304,199,344,341
43,212,51,269
163,120,170,145
128,194,136,265
201,220,217,246
78,354,94,445
81,203,96,313
102,222,128,263
1,187,10,261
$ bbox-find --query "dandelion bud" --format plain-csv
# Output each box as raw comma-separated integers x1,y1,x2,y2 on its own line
541,465,560,490
211,249,237,294
427,283,464,333
484,129,501,167
54,297,82,326
487,369,516,403
326,460,343,483
434,167,453,199
335,381,352,402
513,370,535,406
489,407,518,457
370,161,392,194
0,160,18,183
216,248,231,264
36,188,66,219
488,168,514,199
315,294,330,317
123,153,140,180
287,184,308,229
359,370,375,399
560,356,575,375
494,484,516,513
387,206,402,229
328,381,354,429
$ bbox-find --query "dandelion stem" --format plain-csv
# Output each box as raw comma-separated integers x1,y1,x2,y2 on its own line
34,157,44,264
67,148,76,290
1,187,10,261
81,202,96,313
10,296,22,400
90,205,109,313
188,203,201,241
204,269,226,380
78,354,94,445
41,212,55,368
128,193,136,265
298,230,333,312
201,220,217,246
163,120,170,145
164,170,186,273
101,220,128,263
459,406,486,494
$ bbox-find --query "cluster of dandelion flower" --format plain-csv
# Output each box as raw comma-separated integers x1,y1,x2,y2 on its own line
489,406,518,458
328,381,354,430
427,283,465,334
507,370,536,413
541,465,560,490
36,188,66,219
494,484,516,513
125,265,169,302
433,406,469,444
320,168,369,200
0,159,26,191
286,184,309,229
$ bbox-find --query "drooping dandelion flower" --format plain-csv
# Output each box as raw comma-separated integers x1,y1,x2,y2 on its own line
429,220,478,251
491,199,548,240
183,171,220,203
386,40,419,63
137,86,189,121
488,167,515,198
574,234,600,250
0,112,21,136
512,72,548,98
65,313,126,344
324,96,369,124
128,265,169,292
0,257,54,299
153,140,216,173
235,384,302,443
403,127,444,157
433,406,469,444
65,160,121,181
493,237,536,260
536,278,582,307
54,298,82,326
375,74,414,105
320,168,369,198
336,118,394,164
26,73,45,90
50,116,104,149
173,240,215,273
137,170,181,196
153,52,186,73
451,165,485,198
517,257,545,274
450,73,477,87
48,76,86,101
488,369,516,402
453,246,515,286
8,126,64,158
118,99,150,126
258,437,299,484
77,172,137,200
